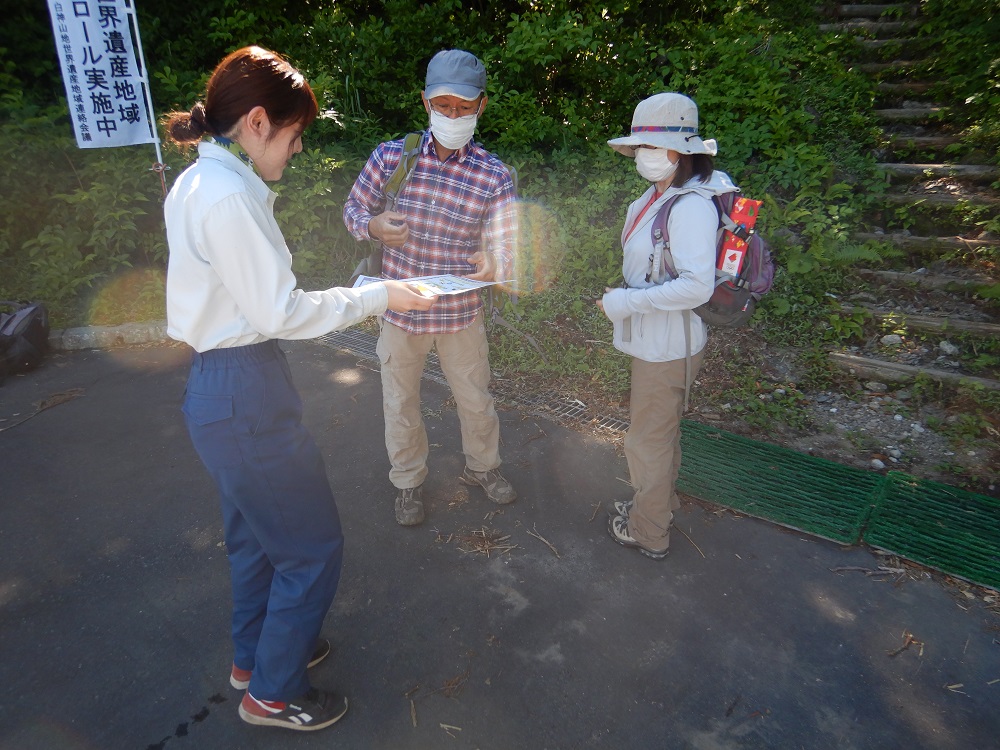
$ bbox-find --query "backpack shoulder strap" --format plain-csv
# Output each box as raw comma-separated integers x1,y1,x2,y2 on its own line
350,133,424,286
503,161,518,194
384,131,423,211
713,191,755,241
648,194,683,284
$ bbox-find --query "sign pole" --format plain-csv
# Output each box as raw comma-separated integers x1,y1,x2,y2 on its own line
124,0,166,194
46,0,167,193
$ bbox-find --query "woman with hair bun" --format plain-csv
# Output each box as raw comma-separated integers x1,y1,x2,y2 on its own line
163,46,436,732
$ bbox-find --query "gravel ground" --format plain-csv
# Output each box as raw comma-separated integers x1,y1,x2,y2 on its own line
688,328,1000,497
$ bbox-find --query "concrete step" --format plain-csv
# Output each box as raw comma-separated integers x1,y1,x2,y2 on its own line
882,192,1000,207
816,3,918,18
853,234,1000,253
878,163,1000,181
843,304,1000,337
852,60,920,74
829,353,1000,390
855,266,999,292
818,20,918,34
853,37,926,61
877,81,934,95
874,106,945,123
857,37,918,49
884,134,961,150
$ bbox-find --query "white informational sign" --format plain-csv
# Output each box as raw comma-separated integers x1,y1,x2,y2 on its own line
46,0,158,149
353,274,511,296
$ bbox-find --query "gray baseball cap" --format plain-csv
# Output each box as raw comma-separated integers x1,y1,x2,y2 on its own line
424,49,486,100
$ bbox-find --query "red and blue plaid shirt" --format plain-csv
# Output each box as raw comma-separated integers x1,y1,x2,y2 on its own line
343,131,517,334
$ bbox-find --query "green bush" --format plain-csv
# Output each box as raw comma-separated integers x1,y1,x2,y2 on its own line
0,0,980,339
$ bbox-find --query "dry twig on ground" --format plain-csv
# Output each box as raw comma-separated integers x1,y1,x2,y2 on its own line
527,523,560,558
887,630,924,658
0,388,85,433
456,527,518,557
674,525,705,559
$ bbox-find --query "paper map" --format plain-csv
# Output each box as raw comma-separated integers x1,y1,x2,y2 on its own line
352,274,509,296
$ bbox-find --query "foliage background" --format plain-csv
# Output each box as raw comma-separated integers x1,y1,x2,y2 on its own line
0,0,997,406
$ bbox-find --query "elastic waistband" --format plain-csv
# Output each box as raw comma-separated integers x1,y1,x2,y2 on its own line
191,339,280,370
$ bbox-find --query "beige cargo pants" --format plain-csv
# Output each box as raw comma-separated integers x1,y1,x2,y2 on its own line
376,313,501,489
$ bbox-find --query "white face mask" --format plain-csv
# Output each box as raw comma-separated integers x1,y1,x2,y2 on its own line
634,147,678,183
429,109,478,150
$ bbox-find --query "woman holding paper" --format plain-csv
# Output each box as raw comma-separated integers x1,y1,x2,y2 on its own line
597,93,739,560
162,46,435,732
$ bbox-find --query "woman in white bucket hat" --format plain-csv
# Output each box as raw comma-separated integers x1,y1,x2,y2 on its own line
598,92,740,559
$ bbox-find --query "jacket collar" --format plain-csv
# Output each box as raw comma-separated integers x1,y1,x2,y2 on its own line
197,140,273,203
423,129,475,164
622,172,739,242
622,184,672,242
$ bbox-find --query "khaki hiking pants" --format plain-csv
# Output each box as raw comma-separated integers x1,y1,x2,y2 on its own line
376,313,500,489
624,349,705,549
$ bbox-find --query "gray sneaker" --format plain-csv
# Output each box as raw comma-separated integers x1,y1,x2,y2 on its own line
607,514,669,560
460,467,517,505
611,497,679,518
395,486,425,526
609,500,633,518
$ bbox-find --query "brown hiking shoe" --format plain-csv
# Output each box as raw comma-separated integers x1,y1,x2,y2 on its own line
395,486,425,526
460,467,517,505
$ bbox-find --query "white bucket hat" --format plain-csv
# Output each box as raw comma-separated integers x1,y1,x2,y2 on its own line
608,93,718,157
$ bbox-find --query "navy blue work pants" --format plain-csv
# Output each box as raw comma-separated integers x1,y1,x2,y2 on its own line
181,340,343,701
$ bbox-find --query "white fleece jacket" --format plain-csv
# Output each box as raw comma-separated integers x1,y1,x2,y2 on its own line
601,171,739,362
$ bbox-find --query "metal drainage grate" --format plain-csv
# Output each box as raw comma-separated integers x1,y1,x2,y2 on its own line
316,329,625,429
317,329,446,385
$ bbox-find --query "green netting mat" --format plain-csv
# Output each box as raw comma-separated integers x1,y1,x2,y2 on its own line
676,420,1000,590
677,420,879,544
864,473,1000,591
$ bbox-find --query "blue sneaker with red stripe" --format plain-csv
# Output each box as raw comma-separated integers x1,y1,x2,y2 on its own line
239,687,348,731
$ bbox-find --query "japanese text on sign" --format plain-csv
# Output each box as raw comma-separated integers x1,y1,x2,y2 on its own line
46,0,157,149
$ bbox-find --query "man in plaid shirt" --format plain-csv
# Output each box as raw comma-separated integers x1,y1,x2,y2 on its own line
343,49,518,526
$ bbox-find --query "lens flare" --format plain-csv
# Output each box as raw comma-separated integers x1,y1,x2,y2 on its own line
87,267,166,327
504,200,565,296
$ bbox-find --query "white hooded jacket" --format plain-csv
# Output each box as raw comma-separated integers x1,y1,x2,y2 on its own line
601,170,739,362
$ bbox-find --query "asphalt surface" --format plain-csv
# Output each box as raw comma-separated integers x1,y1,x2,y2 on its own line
1,339,998,750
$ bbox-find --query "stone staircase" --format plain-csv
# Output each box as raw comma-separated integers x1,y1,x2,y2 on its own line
817,1,1000,390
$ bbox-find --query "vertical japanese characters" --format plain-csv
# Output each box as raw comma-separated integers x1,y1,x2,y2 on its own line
46,0,157,149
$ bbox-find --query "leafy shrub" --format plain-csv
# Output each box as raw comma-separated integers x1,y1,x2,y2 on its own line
273,144,369,283
0,0,955,340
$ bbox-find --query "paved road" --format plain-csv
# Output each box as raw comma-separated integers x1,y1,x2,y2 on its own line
1,340,997,749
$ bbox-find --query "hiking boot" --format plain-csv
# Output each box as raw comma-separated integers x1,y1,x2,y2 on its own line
609,500,633,518
607,514,669,560
459,467,517,505
395,486,425,526
239,687,348,731
611,496,680,519
230,638,332,690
